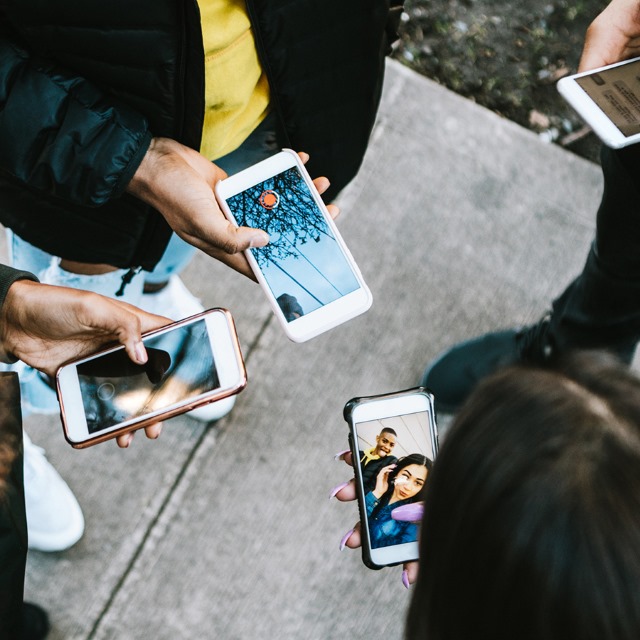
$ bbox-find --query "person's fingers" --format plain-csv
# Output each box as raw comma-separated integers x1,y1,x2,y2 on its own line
295,152,340,218
115,422,162,448
578,31,622,71
391,502,424,523
187,217,268,257
116,431,135,448
204,248,258,281
144,422,163,440
402,561,419,588
95,300,170,367
312,175,330,195
340,522,362,550
225,224,270,253
577,0,640,71
326,203,340,221
334,449,353,466
330,478,357,502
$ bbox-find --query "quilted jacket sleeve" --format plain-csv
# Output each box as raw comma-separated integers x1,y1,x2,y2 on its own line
0,21,153,207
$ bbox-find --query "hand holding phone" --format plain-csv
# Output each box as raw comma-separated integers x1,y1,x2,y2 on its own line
56,309,247,448
336,388,438,577
557,56,640,148
215,149,372,342
577,0,640,74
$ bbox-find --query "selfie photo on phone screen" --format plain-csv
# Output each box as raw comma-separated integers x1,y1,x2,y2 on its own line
355,411,435,551
225,165,361,321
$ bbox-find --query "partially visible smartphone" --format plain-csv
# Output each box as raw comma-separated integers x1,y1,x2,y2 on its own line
215,149,372,343
344,387,438,569
56,309,247,448
557,56,640,148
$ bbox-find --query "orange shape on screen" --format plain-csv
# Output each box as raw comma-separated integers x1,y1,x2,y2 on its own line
259,190,280,209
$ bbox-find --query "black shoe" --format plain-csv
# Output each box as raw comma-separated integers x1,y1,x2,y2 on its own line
21,602,50,640
421,316,555,414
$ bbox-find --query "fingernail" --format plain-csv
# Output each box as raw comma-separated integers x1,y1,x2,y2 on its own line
134,341,147,364
391,503,424,522
340,528,354,551
334,448,350,461
402,570,411,589
249,231,269,248
329,481,350,499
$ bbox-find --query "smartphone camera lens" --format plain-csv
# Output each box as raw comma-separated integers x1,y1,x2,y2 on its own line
97,382,116,401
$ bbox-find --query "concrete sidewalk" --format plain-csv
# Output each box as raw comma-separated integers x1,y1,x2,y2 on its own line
20,59,604,639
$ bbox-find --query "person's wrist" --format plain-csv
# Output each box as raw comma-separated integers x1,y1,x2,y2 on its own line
126,137,163,202
0,280,34,363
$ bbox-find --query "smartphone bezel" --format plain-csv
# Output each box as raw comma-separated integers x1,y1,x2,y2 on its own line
56,308,247,448
557,56,640,148
347,388,437,569
215,148,372,343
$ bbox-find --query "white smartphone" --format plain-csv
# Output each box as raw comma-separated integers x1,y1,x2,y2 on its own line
557,56,640,148
215,149,372,342
56,309,247,448
344,388,438,569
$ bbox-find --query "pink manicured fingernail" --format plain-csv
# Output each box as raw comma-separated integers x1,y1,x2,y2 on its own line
402,570,410,589
340,528,354,551
334,448,350,461
329,481,350,499
391,503,424,522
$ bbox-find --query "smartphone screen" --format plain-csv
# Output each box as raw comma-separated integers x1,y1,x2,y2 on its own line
575,59,640,137
77,319,219,433
354,404,436,559
224,165,361,322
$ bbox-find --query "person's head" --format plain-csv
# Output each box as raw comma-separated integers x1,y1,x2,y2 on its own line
388,453,432,503
276,293,303,322
374,427,397,457
406,351,640,640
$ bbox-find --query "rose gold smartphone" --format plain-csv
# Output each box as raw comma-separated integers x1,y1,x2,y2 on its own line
56,309,246,448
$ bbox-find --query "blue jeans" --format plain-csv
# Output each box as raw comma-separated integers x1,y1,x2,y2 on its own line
9,111,278,295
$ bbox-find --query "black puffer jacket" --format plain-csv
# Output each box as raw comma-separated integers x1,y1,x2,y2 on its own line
0,0,402,271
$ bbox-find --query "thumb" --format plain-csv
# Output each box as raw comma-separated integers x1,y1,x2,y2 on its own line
101,302,170,366
218,224,269,254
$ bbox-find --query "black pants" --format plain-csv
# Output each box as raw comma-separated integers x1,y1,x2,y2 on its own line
550,143,640,359
0,373,27,638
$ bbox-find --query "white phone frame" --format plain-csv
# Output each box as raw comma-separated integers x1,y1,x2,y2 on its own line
215,148,372,342
56,309,246,448
350,390,437,568
557,56,640,148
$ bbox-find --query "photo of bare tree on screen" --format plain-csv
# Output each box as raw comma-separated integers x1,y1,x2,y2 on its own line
226,166,360,321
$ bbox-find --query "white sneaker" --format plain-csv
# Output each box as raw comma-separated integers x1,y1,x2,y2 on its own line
140,275,206,320
187,394,236,422
23,432,84,552
141,276,236,423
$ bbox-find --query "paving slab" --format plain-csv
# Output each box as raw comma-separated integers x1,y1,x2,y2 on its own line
16,58,606,639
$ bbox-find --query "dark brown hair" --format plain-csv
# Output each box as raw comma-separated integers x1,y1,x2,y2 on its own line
406,351,640,640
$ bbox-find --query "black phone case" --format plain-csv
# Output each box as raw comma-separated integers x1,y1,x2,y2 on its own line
343,386,437,570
